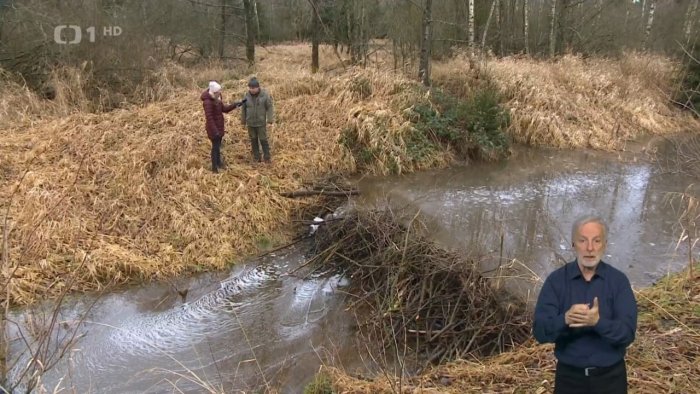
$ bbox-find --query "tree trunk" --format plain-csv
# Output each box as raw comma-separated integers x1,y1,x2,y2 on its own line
549,0,557,57
523,0,529,54
419,0,433,87
482,0,498,50
242,0,256,65
253,0,261,39
468,0,475,56
311,0,320,73
497,0,504,55
360,0,367,66
642,0,655,50
347,2,356,62
219,0,226,59
685,0,699,45
510,0,516,54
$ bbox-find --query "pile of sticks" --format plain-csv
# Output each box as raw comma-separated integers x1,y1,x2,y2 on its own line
308,209,531,366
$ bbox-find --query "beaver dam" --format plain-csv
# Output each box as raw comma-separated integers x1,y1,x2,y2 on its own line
306,209,531,367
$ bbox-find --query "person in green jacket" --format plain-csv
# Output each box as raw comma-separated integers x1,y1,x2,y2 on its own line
241,77,275,163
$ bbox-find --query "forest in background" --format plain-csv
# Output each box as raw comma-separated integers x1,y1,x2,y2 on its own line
1,0,698,97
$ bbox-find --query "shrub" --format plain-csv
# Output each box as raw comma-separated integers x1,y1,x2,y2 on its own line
676,46,700,117
409,85,510,160
303,373,335,394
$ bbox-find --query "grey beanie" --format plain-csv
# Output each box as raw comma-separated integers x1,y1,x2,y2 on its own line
248,77,260,88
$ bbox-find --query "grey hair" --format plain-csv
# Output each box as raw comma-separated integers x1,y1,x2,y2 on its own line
571,215,608,245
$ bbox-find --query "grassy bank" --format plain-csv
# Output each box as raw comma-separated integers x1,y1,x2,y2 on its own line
1,44,698,306
433,52,700,150
318,262,699,393
0,45,502,305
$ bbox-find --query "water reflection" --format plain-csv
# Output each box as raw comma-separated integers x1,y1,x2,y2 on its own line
359,147,695,300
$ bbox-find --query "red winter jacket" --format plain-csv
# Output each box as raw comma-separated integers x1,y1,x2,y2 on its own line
201,90,242,140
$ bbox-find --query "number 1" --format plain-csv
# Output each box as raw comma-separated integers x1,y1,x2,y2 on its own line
86,26,95,43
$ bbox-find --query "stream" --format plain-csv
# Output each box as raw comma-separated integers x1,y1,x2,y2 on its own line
6,142,697,393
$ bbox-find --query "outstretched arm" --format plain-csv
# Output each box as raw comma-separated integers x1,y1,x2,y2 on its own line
223,99,245,113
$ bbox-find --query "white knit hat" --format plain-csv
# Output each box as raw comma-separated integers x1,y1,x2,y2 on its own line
208,81,222,93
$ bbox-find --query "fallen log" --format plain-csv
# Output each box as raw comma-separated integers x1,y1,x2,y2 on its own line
280,189,360,198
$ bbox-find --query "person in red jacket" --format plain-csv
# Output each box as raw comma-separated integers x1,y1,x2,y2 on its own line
201,81,245,173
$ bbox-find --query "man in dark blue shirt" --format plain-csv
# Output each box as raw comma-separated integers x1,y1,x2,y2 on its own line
534,216,637,394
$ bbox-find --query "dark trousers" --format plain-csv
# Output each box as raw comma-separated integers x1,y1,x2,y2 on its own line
247,126,270,161
210,136,223,171
555,361,627,394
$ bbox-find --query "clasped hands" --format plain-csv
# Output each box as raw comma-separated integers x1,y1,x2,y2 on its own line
565,297,600,328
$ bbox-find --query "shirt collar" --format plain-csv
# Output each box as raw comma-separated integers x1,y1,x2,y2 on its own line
567,260,608,280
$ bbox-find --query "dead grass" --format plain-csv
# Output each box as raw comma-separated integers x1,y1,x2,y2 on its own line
0,69,52,128
325,263,700,393
433,52,700,150
0,44,445,305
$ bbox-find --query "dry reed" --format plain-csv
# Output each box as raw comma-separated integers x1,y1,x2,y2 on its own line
0,45,442,305
433,52,700,150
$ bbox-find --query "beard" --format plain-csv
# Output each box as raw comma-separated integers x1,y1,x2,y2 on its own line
577,253,602,270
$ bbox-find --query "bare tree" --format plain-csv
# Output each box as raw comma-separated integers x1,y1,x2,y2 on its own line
523,0,529,54
497,0,504,55
468,0,475,56
685,0,699,45
243,0,256,65
419,0,433,86
643,0,656,50
310,0,321,73
253,0,261,39
549,0,557,57
482,0,498,50
219,0,227,59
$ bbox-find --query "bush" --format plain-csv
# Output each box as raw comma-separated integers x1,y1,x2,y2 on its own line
467,86,511,160
409,85,510,160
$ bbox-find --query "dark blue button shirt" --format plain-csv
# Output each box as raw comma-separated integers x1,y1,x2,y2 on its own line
533,260,637,368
